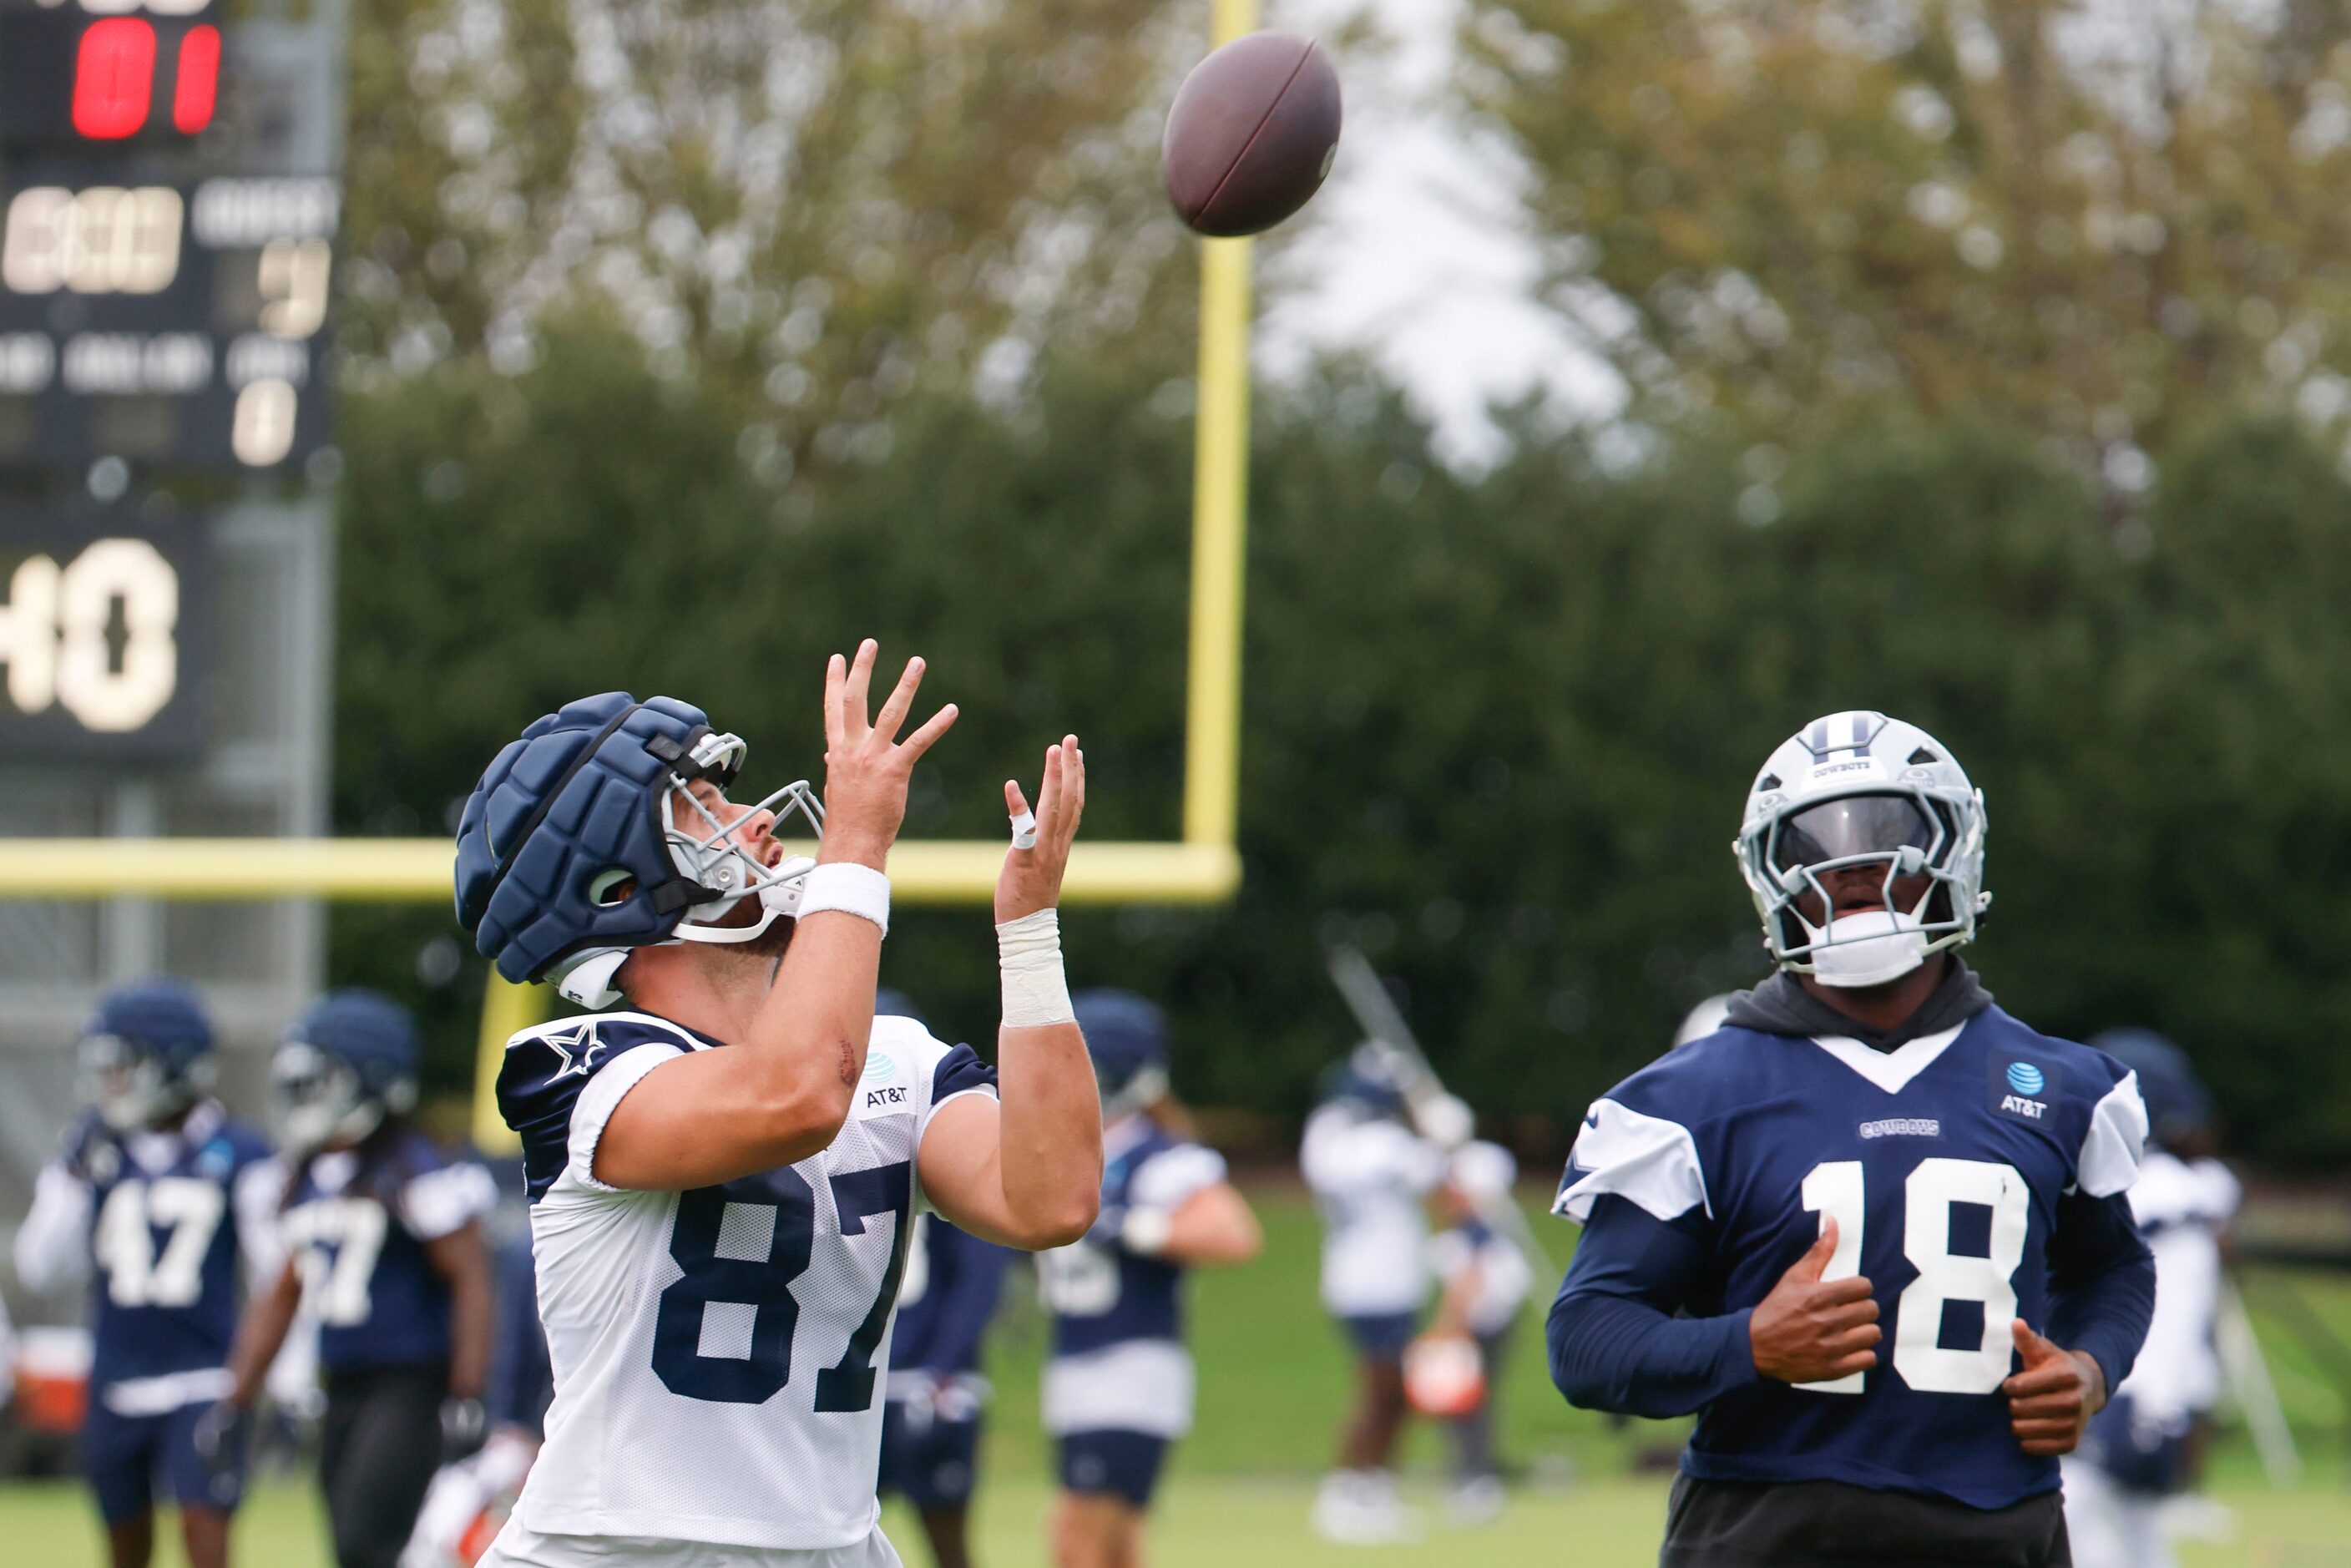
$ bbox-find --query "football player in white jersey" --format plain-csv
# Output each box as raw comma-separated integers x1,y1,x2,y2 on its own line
452,645,1104,1568
1301,1045,1452,1545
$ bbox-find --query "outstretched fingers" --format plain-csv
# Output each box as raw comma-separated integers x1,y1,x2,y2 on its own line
1034,741,1064,828
1036,736,1084,847
823,653,848,753
838,639,878,741
899,701,959,763
1059,739,1086,839
871,655,927,745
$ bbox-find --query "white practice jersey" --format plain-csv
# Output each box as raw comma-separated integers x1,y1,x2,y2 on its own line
1299,1103,1445,1318
493,1009,997,1551
2116,1150,2240,1424
1428,1219,1534,1338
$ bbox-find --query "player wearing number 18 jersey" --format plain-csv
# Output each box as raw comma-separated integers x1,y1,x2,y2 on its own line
1550,713,2156,1567
455,645,1102,1568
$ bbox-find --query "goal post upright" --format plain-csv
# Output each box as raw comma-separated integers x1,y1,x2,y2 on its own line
0,0,1264,1160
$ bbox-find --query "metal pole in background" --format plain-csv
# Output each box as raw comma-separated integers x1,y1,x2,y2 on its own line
478,0,1272,1151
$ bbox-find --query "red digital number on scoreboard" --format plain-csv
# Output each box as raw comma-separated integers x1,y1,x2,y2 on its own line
70,17,220,142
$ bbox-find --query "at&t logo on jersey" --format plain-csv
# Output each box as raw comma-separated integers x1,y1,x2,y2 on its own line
862,1050,908,1110
1990,1057,2055,1121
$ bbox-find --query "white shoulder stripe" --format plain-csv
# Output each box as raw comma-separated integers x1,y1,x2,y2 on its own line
2079,1070,2149,1198
1553,1098,1709,1225
507,1009,708,1054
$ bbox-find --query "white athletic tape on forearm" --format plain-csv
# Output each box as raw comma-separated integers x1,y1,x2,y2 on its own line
997,907,1074,1028
1009,809,1039,850
796,862,891,936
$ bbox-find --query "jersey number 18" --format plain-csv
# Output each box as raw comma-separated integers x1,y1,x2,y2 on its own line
1799,1157,2029,1397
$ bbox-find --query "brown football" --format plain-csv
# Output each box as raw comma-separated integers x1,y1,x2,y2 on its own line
1163,31,1342,238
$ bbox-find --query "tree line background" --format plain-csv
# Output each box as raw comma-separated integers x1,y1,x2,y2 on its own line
326,0,2351,1169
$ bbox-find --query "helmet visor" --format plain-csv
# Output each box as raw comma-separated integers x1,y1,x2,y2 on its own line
1771,794,1937,874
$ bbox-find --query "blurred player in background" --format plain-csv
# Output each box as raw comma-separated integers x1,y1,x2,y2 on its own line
404,1229,554,1567
1039,989,1261,1568
1551,711,2154,1567
1302,1044,1451,1545
2063,1031,2240,1568
874,989,1014,1568
13,979,279,1568
1424,1140,1534,1525
456,650,1102,1568
204,989,498,1568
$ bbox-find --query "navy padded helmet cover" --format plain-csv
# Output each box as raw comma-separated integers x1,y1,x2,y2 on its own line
287,988,422,1085
454,692,716,984
2090,1028,2212,1141
87,976,215,1067
1072,989,1169,1097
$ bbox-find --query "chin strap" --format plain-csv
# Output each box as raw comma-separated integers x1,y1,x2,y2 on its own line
553,858,817,1009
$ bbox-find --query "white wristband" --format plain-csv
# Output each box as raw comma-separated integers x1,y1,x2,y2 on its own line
998,908,1074,1029
796,862,890,935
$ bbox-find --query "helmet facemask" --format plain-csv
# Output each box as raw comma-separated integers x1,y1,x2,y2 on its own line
554,730,823,1009
79,1032,211,1131
656,731,823,948
1740,789,1984,988
272,1041,415,1156
1100,1064,1170,1121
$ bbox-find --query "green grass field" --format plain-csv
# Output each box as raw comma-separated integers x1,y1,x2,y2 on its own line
6,1189,2348,1566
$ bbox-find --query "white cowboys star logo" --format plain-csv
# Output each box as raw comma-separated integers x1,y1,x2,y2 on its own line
545,1024,607,1081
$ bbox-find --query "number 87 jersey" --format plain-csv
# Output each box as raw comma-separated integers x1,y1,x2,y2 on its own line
496,1009,999,1552
1556,1004,2148,1509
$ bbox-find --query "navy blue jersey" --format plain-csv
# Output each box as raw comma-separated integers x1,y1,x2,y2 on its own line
282,1128,494,1373
1555,1007,2147,1508
1042,1117,1228,1358
890,1215,1009,1378
58,1104,275,1388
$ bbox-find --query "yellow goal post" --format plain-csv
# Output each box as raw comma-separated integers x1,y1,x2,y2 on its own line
0,0,1265,1154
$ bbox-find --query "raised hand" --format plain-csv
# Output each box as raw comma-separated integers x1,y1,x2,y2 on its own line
995,735,1086,924
2004,1319,2104,1455
1749,1219,1883,1385
819,640,958,869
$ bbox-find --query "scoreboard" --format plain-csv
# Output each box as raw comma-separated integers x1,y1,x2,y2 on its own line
0,503,209,756
0,0,340,1110
0,1,222,146
0,174,336,467
0,0,336,472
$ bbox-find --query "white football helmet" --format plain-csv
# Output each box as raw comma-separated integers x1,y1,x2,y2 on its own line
1734,711,1989,988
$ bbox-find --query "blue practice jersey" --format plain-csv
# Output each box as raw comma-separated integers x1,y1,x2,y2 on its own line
1555,1007,2147,1508
282,1128,496,1373
57,1103,275,1394
1038,1115,1228,1438
890,1215,1009,1379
